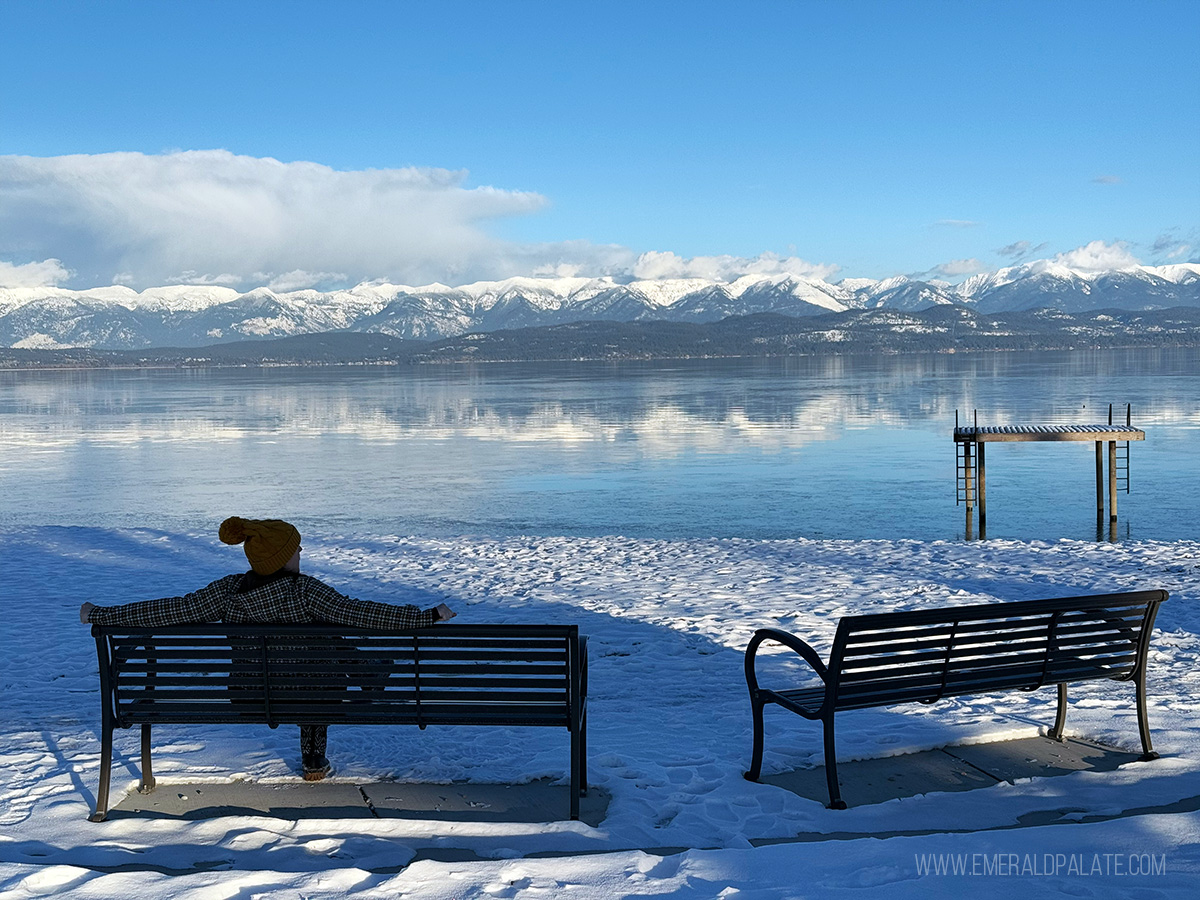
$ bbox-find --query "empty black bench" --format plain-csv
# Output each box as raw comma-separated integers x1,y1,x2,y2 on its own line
89,623,587,821
744,590,1167,808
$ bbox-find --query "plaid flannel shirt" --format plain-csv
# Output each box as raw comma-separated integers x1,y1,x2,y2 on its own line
87,572,439,630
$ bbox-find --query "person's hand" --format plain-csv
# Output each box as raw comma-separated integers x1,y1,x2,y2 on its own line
434,603,456,622
80,602,95,624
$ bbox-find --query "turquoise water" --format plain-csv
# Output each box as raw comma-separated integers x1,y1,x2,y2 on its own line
1,348,1196,541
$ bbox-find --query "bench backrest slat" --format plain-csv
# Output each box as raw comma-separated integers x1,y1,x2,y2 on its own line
827,591,1165,709
97,623,583,729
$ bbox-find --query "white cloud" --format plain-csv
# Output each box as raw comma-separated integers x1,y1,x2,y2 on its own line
1050,239,1140,272
631,251,839,283
169,270,243,287
933,219,981,228
507,240,637,280
928,258,986,278
0,257,71,288
1092,174,1122,185
996,240,1048,261
1150,232,1192,262
906,257,988,283
264,270,348,292
0,151,550,290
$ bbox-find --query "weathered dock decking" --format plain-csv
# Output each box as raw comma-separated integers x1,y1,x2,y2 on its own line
953,413,1145,535
956,425,1145,442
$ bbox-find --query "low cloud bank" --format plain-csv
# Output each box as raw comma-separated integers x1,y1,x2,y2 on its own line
0,151,548,290
1049,239,1140,272
0,151,843,292
0,152,1179,293
0,258,71,288
630,250,840,283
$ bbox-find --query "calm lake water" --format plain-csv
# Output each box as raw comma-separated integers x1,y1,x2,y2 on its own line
1,348,1197,542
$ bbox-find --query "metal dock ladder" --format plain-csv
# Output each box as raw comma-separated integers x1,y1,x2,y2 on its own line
954,410,976,507
1111,403,1131,493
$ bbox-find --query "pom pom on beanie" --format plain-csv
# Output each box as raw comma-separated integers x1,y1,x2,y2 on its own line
219,516,301,575
218,516,248,545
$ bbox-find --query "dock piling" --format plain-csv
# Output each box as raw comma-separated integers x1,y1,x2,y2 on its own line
1109,440,1118,521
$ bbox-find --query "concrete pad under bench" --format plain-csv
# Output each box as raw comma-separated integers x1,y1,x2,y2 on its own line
944,735,1135,783
106,737,1135,826
108,778,609,826
364,778,610,827
762,736,1142,808
107,780,376,820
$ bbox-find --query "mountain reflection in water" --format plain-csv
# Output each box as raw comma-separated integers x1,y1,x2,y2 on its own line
1,349,1196,541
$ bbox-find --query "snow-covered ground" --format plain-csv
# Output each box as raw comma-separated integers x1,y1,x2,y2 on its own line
2,527,1198,897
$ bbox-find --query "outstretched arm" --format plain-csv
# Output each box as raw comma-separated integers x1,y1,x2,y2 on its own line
301,578,454,629
82,576,237,626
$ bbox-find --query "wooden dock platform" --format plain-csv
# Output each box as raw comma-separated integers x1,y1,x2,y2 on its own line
953,414,1145,535
954,425,1145,442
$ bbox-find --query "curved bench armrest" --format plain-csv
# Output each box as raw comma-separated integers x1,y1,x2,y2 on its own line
744,627,829,693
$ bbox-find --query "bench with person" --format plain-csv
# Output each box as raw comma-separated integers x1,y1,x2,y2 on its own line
88,621,588,821
81,516,587,822
743,589,1167,808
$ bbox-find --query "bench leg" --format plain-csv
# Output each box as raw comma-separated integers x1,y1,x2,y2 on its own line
1135,671,1159,761
139,724,157,794
1048,683,1068,742
744,698,765,782
579,708,588,797
89,725,114,822
570,723,581,821
823,715,846,810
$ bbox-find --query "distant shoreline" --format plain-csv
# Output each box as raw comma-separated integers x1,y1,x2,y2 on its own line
3,308,1199,371
6,345,1200,374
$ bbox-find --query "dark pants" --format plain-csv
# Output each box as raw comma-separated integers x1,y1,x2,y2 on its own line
300,725,327,758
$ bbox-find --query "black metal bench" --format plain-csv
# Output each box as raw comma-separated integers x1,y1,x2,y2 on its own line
89,623,587,821
744,590,1167,808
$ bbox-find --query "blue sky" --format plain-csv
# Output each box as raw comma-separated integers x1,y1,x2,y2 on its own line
1,0,1197,290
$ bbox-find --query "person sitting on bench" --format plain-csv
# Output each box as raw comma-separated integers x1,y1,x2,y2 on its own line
80,515,455,781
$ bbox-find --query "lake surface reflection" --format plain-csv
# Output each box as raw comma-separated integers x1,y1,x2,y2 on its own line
1,349,1196,541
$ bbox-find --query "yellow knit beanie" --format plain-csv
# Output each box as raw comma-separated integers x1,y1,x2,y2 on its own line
219,516,301,575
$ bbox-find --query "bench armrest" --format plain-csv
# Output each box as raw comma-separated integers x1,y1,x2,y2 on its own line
744,627,829,695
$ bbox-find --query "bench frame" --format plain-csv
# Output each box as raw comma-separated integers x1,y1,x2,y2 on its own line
89,623,587,821
744,590,1167,808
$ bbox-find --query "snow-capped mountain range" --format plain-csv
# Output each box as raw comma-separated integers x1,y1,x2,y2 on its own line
2,261,1197,350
